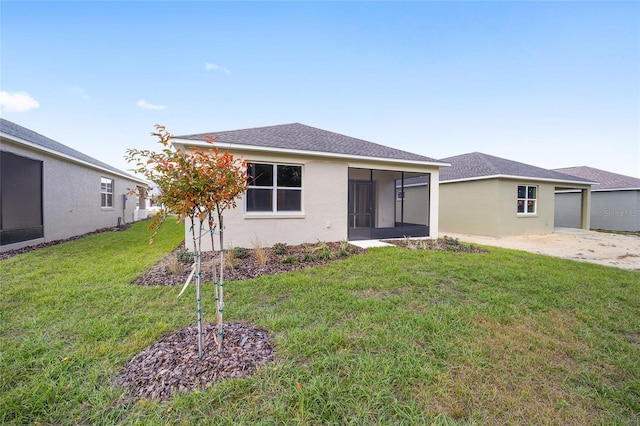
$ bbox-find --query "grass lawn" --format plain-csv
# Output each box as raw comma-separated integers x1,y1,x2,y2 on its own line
1,220,638,425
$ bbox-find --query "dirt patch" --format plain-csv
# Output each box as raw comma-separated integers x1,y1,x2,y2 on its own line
442,228,640,271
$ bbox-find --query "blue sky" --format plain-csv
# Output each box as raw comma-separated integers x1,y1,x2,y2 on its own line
2,1,639,178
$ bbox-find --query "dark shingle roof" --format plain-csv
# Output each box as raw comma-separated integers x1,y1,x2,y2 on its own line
553,166,640,191
439,152,594,184
0,118,143,182
175,123,442,164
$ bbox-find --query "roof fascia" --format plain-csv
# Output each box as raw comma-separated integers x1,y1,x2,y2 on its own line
1,131,147,185
172,138,450,169
440,174,598,186
592,187,640,192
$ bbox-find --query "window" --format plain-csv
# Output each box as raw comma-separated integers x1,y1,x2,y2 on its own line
517,185,537,214
101,177,114,208
246,163,302,212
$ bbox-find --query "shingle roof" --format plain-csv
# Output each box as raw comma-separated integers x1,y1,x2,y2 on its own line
175,123,442,164
0,118,144,182
553,166,640,191
439,152,595,184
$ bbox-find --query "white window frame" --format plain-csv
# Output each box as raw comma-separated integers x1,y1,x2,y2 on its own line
101,177,114,208
517,184,537,215
245,162,303,214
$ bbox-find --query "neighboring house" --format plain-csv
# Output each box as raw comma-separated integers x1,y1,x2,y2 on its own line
554,166,640,232
172,123,447,249
0,118,148,252
438,152,595,237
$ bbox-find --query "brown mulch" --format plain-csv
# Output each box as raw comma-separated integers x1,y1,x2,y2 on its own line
118,322,275,402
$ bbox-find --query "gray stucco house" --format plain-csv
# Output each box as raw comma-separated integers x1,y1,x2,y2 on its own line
438,152,595,237
172,123,447,249
554,166,640,232
0,118,148,252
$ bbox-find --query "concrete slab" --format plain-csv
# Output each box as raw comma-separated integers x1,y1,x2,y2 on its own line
350,240,396,249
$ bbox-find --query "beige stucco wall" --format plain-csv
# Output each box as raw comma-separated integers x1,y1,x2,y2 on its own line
439,177,572,237
1,139,142,252
439,179,500,236
188,151,348,251
495,179,556,236
183,148,441,250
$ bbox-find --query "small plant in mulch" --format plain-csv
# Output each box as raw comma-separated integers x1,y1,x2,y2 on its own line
233,247,250,259
272,242,288,255
175,247,194,263
281,255,298,264
312,241,333,260
302,252,316,262
385,236,487,253
165,254,185,276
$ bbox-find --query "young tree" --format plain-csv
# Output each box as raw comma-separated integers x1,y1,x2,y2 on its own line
126,125,247,357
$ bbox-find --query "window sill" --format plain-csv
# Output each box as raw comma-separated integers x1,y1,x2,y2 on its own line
243,212,305,220
517,213,538,218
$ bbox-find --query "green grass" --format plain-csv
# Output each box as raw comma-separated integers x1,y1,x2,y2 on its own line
1,221,638,425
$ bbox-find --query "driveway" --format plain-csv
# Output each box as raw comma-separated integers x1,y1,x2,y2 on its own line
443,228,640,271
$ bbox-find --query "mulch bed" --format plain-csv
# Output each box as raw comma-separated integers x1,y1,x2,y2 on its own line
118,322,275,402
383,236,488,253
131,241,366,286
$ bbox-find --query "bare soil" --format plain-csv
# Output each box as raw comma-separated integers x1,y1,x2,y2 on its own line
442,228,640,271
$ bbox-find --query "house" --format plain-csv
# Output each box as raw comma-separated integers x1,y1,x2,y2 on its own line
553,166,640,232
171,123,447,249
438,152,595,237
0,118,148,252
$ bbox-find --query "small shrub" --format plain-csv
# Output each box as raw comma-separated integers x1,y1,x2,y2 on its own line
442,236,460,247
403,235,417,250
255,246,267,266
166,255,184,276
233,247,250,259
313,241,332,260
273,243,288,255
225,249,237,270
338,240,350,257
175,247,193,263
302,252,316,262
281,255,298,264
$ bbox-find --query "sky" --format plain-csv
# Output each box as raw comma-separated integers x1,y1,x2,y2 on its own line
1,1,639,178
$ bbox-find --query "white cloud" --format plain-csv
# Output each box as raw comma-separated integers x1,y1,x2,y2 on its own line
0,91,40,112
136,99,166,110
205,63,231,74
